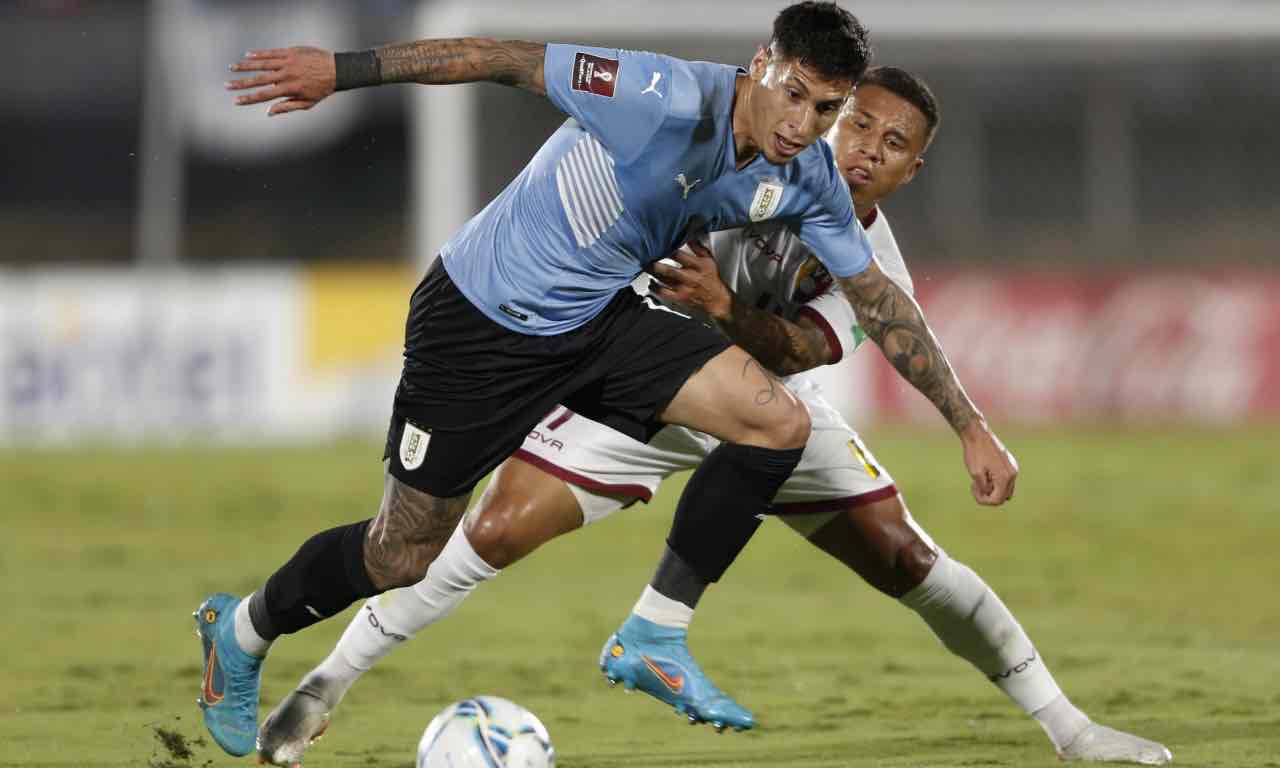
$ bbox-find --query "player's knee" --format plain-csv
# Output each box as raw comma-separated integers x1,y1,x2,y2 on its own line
894,535,939,595
855,498,937,597
463,492,538,569
463,502,516,569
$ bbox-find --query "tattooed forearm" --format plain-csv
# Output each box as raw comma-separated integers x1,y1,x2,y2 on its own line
373,37,547,95
838,264,979,434
363,473,469,590
715,295,833,377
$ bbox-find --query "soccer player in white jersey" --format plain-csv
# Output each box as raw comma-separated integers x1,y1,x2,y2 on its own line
256,68,1170,765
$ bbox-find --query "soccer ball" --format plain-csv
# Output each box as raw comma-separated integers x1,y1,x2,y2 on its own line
417,696,555,768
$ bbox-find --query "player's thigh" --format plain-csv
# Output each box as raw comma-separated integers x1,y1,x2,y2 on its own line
512,407,706,527
658,345,810,449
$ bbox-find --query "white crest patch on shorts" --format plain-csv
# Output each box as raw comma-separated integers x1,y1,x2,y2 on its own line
399,422,431,471
749,179,785,221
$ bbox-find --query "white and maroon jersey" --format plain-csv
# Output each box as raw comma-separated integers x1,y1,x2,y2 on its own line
708,206,913,366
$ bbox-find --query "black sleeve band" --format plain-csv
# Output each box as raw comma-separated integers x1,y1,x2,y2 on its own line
334,49,381,92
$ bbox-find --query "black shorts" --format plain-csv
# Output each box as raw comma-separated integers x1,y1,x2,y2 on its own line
383,260,729,498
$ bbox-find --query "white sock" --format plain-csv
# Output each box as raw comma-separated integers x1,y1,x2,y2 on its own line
301,522,500,705
234,593,271,657
632,585,694,631
1032,693,1093,751
900,553,1063,715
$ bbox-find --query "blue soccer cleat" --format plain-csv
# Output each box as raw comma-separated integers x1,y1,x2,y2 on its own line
193,593,263,757
599,614,754,732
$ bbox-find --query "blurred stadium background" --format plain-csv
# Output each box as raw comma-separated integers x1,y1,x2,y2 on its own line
3,0,1278,442
3,2,1279,767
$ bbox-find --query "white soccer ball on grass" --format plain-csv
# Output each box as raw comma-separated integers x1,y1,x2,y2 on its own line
417,696,555,768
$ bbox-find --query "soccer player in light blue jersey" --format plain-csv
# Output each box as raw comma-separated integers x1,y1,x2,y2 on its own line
203,4,1017,763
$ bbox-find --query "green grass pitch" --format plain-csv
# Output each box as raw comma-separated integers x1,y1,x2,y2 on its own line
3,426,1278,767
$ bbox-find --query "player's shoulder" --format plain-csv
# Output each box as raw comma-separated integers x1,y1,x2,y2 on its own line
863,207,899,253
863,207,914,295
665,58,739,121
550,45,735,123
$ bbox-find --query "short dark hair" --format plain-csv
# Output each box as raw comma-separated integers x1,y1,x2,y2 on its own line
771,2,872,84
859,65,941,148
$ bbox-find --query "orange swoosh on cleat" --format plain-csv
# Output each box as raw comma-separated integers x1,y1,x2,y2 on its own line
640,655,685,694
202,641,225,706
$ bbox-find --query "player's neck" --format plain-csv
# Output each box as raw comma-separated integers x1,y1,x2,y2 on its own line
855,202,880,227
731,74,761,170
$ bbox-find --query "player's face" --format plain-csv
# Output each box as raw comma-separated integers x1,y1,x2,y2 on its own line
747,47,854,165
827,84,928,209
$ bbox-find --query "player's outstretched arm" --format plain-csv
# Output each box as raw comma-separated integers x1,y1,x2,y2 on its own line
837,262,1019,505
651,242,833,376
226,38,546,116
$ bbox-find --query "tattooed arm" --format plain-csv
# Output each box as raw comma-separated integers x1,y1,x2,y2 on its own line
362,38,545,93
651,242,833,376
225,38,546,115
838,261,1019,505
838,260,979,434
713,297,833,376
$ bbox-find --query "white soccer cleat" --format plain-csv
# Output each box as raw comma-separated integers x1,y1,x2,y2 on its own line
1058,722,1173,765
256,687,332,766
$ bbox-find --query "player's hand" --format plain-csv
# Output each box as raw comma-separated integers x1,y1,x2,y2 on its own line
226,46,337,116
650,240,732,320
960,420,1018,506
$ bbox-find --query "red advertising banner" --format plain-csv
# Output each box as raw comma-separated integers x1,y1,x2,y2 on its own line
868,269,1280,424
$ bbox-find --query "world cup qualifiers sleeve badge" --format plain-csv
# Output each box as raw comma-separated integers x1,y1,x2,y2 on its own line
572,52,619,98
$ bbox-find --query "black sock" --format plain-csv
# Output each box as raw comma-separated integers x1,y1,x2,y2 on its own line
248,519,378,641
650,545,709,608
663,442,804,585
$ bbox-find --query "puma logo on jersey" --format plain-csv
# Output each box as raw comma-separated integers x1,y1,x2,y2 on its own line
674,173,701,200
641,72,663,98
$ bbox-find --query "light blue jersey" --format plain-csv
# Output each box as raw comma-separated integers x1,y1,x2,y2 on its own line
440,44,874,335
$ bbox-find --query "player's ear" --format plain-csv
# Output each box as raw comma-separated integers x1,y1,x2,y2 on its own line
748,45,769,79
902,155,925,185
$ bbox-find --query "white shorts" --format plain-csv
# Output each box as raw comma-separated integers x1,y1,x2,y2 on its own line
513,385,898,537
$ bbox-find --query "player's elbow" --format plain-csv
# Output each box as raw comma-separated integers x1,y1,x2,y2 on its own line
767,356,808,377
775,342,833,377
